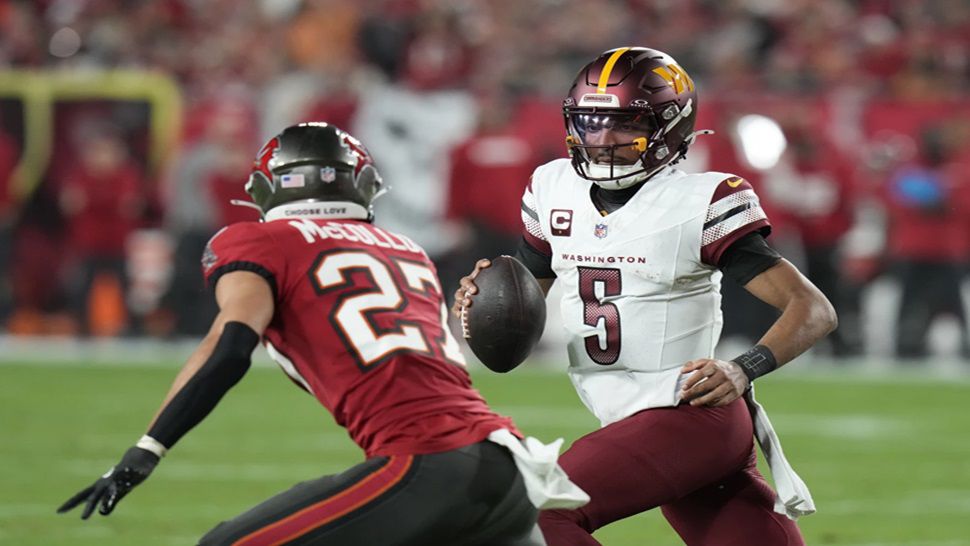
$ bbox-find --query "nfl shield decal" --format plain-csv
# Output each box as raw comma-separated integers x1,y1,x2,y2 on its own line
320,167,336,183
594,222,608,239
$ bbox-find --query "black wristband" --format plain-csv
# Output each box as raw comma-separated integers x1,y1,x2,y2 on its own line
732,345,778,382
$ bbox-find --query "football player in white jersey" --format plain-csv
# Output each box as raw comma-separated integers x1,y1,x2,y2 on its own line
453,47,837,545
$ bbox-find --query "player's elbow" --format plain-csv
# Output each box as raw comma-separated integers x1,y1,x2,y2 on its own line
812,292,838,337
790,286,837,339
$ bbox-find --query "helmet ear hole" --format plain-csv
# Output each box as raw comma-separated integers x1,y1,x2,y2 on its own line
354,165,382,204
661,105,679,121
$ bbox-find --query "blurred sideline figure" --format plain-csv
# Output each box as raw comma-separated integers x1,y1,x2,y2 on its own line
881,121,970,359
761,119,863,357
163,101,260,336
58,123,586,546
57,121,146,336
353,82,477,284
0,111,18,324
455,47,837,545
442,87,541,304
352,3,480,295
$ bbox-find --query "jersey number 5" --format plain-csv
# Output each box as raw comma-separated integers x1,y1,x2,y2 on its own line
312,250,466,369
578,266,621,365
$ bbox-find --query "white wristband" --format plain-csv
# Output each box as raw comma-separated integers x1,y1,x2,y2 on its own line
135,435,168,458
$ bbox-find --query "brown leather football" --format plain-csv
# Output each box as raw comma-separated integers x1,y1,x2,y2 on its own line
461,256,547,373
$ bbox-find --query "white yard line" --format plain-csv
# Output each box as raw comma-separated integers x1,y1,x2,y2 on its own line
3,356,970,387
836,542,970,546
767,413,917,439
2,335,969,383
0,502,230,521
58,459,351,482
464,404,929,438
821,490,970,516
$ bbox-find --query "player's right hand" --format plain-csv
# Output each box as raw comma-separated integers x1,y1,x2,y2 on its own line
57,446,159,519
451,259,491,318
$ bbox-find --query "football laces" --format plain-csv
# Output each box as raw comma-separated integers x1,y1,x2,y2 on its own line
459,304,471,339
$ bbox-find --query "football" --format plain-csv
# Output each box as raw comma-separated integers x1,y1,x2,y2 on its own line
461,255,547,373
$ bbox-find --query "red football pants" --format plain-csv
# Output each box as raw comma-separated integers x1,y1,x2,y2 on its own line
538,398,804,545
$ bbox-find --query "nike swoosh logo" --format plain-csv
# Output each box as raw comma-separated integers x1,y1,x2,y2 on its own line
726,177,744,188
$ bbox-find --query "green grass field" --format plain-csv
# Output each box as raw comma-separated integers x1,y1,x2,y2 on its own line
2,360,969,545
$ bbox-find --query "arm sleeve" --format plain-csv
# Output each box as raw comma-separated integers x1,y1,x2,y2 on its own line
202,223,282,297
520,177,552,257
701,176,772,267
147,321,260,449
717,231,782,286
514,237,556,279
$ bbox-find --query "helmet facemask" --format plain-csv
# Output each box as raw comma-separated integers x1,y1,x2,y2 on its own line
565,99,695,190
562,47,703,189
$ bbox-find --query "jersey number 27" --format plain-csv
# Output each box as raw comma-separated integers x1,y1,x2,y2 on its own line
311,250,466,370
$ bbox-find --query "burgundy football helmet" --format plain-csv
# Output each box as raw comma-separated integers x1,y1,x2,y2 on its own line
564,47,701,188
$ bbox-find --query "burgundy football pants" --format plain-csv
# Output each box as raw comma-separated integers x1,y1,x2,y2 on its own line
538,398,804,545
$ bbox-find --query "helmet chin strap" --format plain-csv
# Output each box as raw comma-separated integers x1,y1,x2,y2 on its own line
587,163,652,189
663,128,715,168
587,126,716,190
684,129,715,146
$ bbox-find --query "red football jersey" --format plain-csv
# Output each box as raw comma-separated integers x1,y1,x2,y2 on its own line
203,217,517,457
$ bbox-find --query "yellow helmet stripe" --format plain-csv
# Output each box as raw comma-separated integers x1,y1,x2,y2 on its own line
652,66,675,87
653,64,694,94
596,47,631,94
669,63,694,92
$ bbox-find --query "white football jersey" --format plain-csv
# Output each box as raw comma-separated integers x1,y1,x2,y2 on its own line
522,158,770,426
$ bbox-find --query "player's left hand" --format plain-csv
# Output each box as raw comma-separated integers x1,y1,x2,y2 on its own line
57,446,159,519
679,359,750,407
451,258,491,319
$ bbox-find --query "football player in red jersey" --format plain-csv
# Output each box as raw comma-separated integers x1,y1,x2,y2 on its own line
58,123,587,545
454,47,838,545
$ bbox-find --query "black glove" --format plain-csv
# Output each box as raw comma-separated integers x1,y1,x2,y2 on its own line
57,446,160,519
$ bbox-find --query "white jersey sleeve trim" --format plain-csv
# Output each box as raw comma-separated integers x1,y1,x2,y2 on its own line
702,206,767,246
705,189,758,221
521,185,548,243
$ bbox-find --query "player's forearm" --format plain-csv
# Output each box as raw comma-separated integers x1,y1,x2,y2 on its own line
143,321,260,449
147,328,221,430
757,292,837,367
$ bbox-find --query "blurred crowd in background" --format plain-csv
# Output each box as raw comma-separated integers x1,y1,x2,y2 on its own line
2,0,970,362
